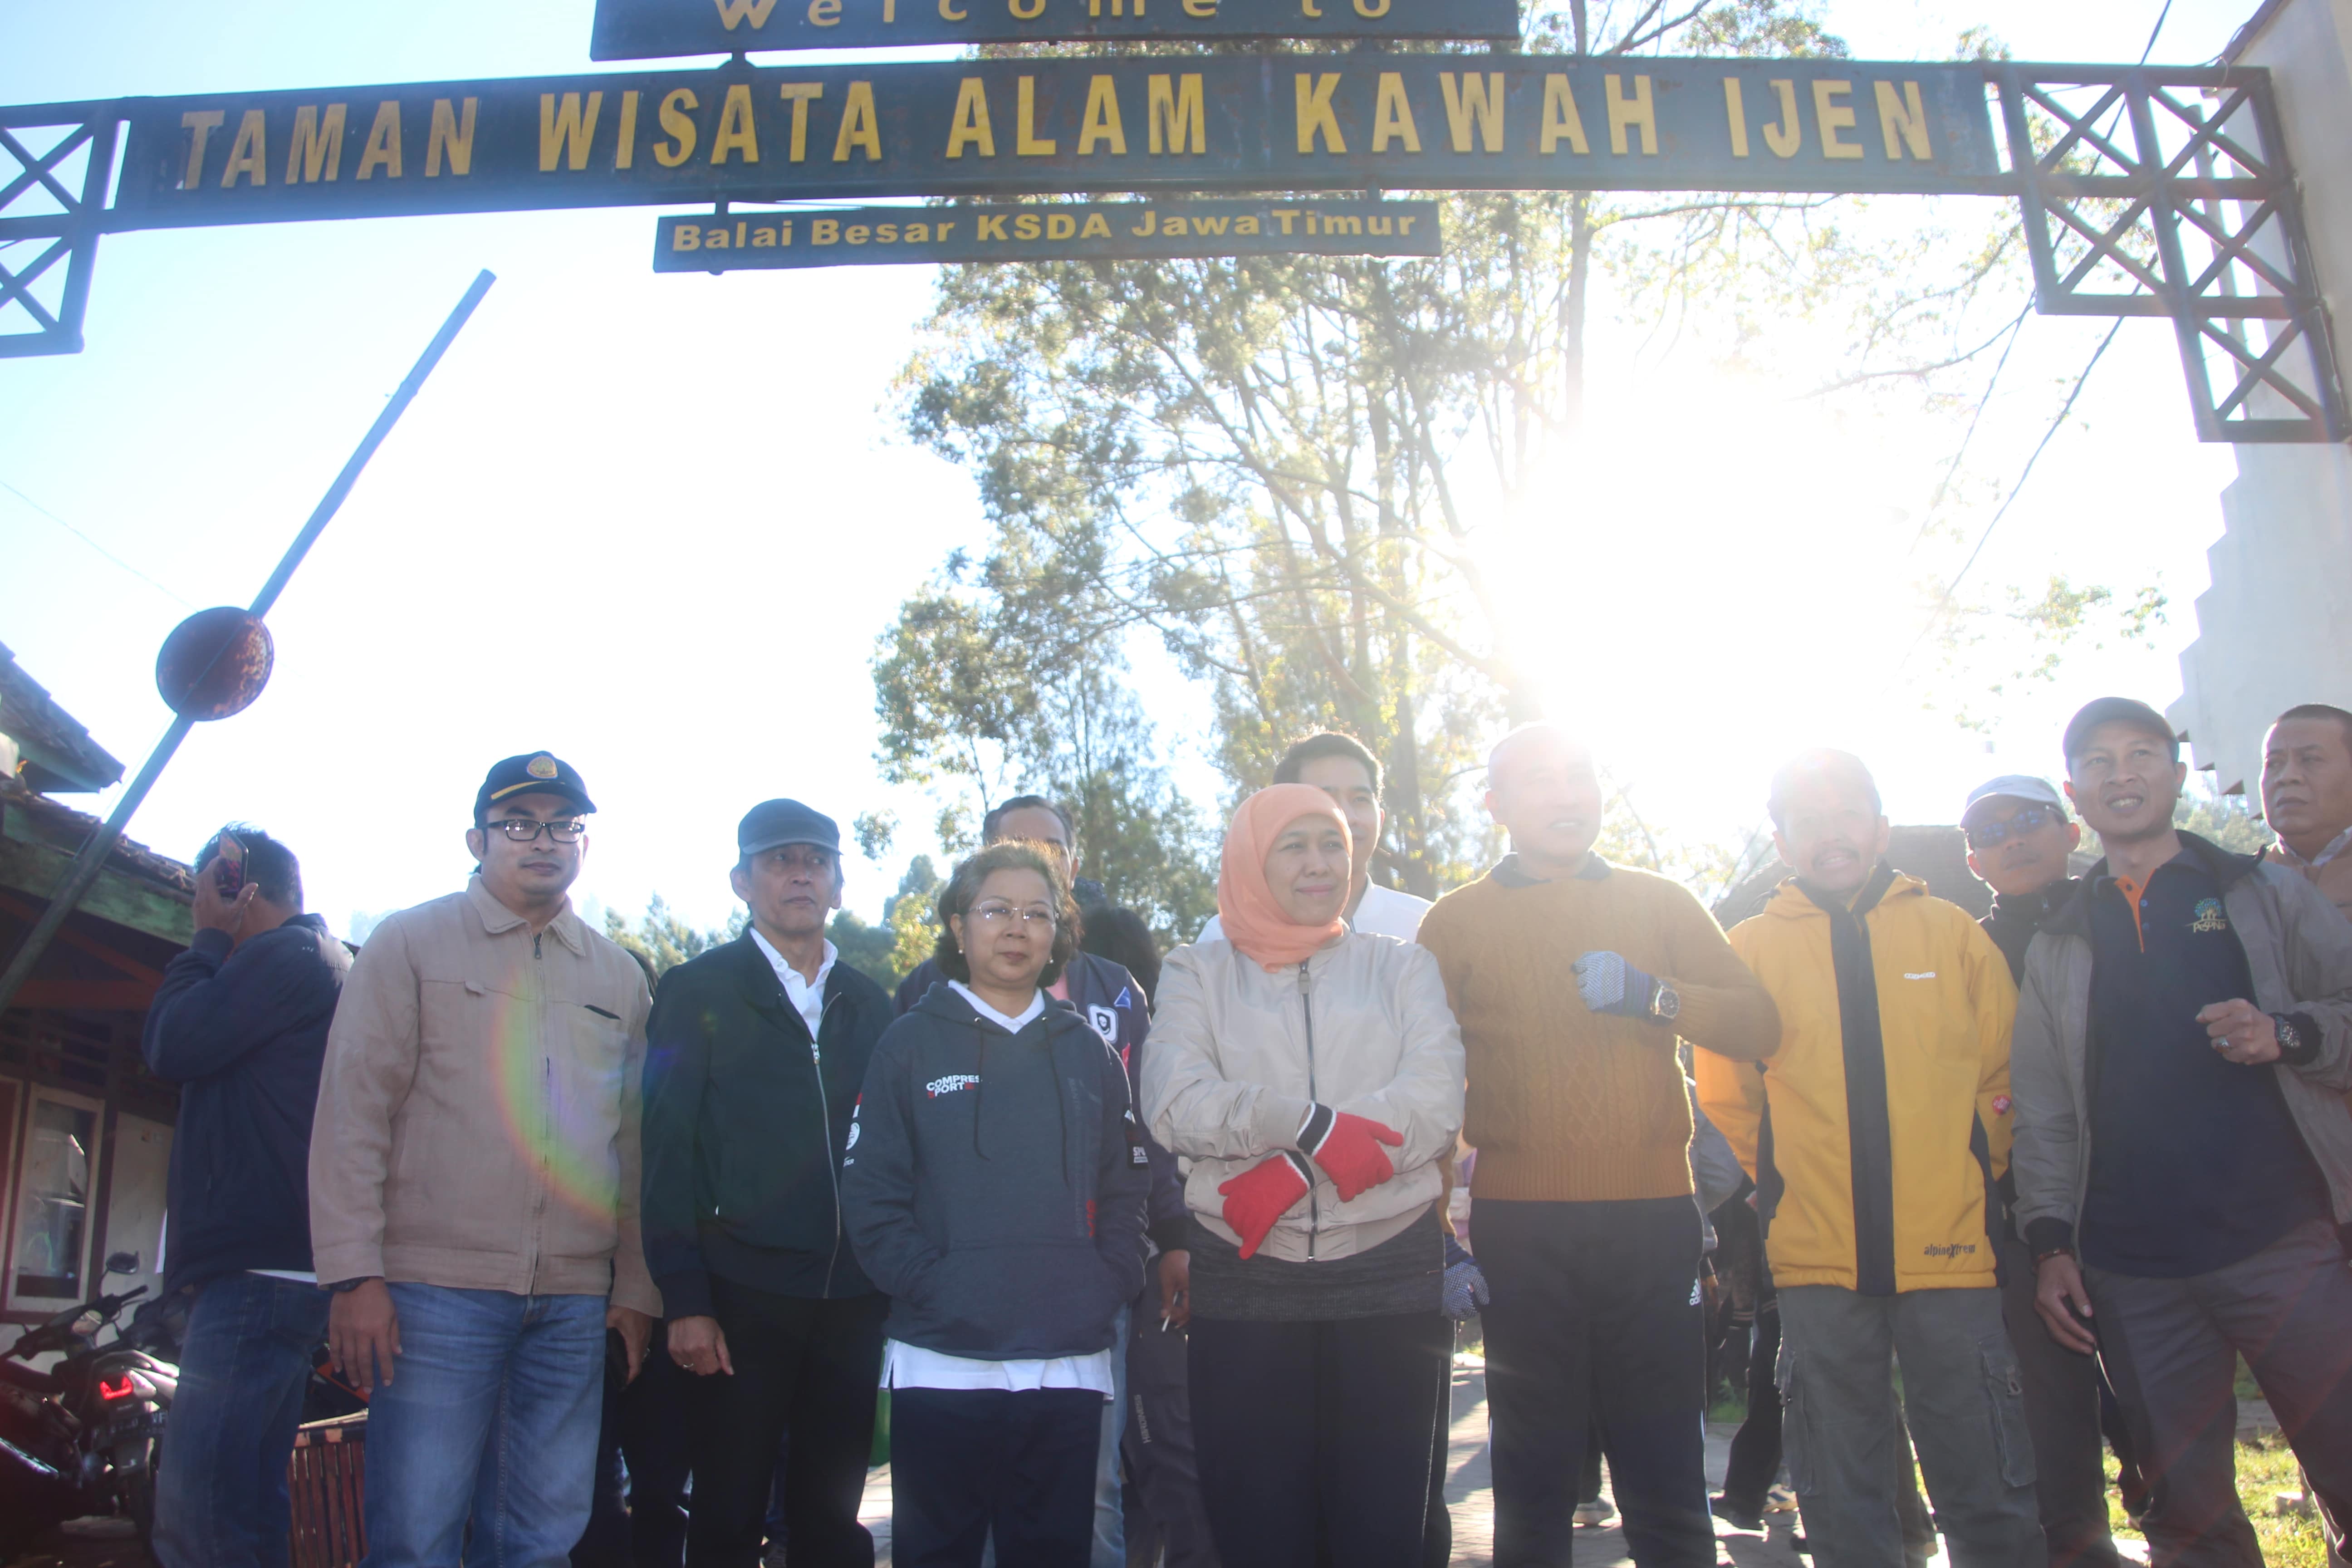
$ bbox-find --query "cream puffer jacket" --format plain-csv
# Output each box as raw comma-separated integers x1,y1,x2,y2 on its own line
1141,931,1465,1263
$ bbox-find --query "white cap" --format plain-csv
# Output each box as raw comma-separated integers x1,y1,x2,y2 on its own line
1961,774,2066,827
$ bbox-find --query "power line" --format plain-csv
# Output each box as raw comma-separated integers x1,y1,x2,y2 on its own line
1897,318,2125,676
0,476,195,609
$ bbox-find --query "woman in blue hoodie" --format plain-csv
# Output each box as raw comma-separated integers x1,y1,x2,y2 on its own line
841,839,1151,1568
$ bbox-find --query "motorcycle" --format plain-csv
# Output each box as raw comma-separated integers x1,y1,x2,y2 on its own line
0,1251,177,1559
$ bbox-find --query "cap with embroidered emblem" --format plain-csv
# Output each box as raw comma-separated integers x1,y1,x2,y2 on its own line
475,752,597,822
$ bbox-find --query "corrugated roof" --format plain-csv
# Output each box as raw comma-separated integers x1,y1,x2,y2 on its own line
0,642,126,794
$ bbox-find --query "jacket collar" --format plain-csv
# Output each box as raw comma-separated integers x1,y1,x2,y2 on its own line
723,931,859,1024
1987,875,2082,933
1765,859,1923,920
283,912,331,935
1490,852,1612,887
2052,830,2264,939
465,875,586,954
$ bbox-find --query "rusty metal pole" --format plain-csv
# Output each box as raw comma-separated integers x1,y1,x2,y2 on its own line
0,269,495,1015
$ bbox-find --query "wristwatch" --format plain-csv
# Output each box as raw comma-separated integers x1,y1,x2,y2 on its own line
1648,979,1682,1024
2271,1012,2304,1060
325,1276,380,1294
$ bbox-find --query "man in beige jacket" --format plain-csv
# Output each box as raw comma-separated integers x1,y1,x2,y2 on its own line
309,752,659,1568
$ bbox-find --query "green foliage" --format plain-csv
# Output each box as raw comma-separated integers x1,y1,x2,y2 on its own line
604,897,736,979
895,0,2020,901
872,586,1218,947
828,907,901,988
885,854,946,980
2176,781,2274,857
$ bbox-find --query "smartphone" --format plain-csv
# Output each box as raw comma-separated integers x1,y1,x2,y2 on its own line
214,831,246,897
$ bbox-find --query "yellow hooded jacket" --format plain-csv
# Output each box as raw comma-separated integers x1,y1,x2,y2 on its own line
1695,867,2017,1294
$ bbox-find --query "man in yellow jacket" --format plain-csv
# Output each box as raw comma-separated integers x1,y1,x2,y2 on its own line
1697,750,2044,1568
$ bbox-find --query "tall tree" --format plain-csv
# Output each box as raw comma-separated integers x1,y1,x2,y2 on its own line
897,1,2016,897
872,598,1219,945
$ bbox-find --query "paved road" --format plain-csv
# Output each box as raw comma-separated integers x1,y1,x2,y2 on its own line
9,1361,2165,1566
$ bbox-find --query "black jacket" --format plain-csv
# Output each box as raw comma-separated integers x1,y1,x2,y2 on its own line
641,936,890,1315
842,984,1150,1360
1981,876,2083,985
140,915,350,1294
899,951,1187,1253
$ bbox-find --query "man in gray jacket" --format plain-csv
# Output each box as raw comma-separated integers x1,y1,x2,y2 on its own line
2012,697,2352,1566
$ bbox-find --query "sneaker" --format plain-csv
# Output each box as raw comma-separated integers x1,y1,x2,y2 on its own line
1573,1498,1617,1527
1764,1483,1799,1513
1710,1494,1764,1530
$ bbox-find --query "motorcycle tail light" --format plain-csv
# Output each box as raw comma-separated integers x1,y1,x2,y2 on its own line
97,1374,136,1401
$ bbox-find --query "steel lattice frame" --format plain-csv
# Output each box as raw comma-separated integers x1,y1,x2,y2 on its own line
3,64,2345,441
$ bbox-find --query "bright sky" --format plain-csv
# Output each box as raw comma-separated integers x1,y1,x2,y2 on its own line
0,0,2279,936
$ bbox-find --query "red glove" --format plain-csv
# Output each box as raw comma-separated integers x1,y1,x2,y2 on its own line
1218,1154,1312,1259
1301,1105,1403,1202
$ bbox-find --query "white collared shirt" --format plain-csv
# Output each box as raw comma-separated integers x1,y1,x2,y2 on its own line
751,929,836,1045
1196,878,1434,946
947,980,1045,1033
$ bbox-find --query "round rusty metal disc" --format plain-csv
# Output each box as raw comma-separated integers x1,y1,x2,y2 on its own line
155,608,274,721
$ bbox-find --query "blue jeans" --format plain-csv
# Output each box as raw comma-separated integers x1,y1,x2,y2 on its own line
1092,1306,1130,1568
152,1272,330,1568
361,1285,607,1568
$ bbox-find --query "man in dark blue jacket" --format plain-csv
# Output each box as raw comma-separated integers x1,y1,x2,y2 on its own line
139,826,349,1568
641,799,892,1567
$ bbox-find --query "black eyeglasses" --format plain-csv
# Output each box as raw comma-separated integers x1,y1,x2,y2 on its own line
484,818,587,844
1966,803,2061,851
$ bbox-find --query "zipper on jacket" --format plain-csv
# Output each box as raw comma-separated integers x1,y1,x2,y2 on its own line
1299,960,1318,1261
811,992,845,1297
529,928,550,1293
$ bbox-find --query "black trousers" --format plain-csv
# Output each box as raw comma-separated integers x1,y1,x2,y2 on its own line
891,1387,1103,1568
1719,1296,1782,1514
687,1280,886,1568
1475,1197,1713,1567
1119,1277,1221,1568
572,1331,696,1568
1188,1309,1449,1568
1997,1223,2130,1567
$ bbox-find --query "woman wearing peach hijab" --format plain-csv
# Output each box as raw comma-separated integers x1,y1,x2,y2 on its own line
1139,784,1465,1568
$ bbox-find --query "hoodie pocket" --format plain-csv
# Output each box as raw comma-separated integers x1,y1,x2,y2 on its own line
925,1243,1120,1357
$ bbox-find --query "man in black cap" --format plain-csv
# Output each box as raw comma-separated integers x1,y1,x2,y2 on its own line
1961,774,2134,1567
641,800,893,1566
2012,698,2352,1563
311,752,660,1566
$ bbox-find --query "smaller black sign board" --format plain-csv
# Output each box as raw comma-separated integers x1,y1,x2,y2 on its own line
652,199,1441,269
591,0,1518,58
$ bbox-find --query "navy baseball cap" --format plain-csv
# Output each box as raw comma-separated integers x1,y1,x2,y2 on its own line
1960,774,2067,828
738,799,840,859
2061,698,2180,770
475,752,596,822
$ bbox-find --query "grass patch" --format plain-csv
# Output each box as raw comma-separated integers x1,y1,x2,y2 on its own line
2107,1433,2330,1568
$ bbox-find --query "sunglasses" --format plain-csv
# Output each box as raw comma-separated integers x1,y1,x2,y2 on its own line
1965,802,2062,851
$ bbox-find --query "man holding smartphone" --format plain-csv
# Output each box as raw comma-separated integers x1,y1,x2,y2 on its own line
142,827,348,1568
310,753,660,1566
2012,699,2352,1563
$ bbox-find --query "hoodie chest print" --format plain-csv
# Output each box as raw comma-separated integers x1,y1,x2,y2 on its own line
926,1073,981,1098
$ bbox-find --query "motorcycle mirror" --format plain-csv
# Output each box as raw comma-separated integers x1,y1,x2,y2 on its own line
104,1251,140,1277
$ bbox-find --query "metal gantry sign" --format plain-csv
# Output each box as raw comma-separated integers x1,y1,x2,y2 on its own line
0,0,2342,442
589,0,1522,54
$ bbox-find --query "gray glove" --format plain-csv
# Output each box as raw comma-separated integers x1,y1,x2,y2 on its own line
1573,950,1658,1019
1442,1235,1490,1320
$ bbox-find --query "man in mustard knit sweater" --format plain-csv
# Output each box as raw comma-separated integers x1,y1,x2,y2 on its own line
1419,725,1780,1566
1696,749,2042,1568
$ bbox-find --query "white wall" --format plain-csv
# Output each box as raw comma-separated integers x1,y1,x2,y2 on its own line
2169,0,2352,795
